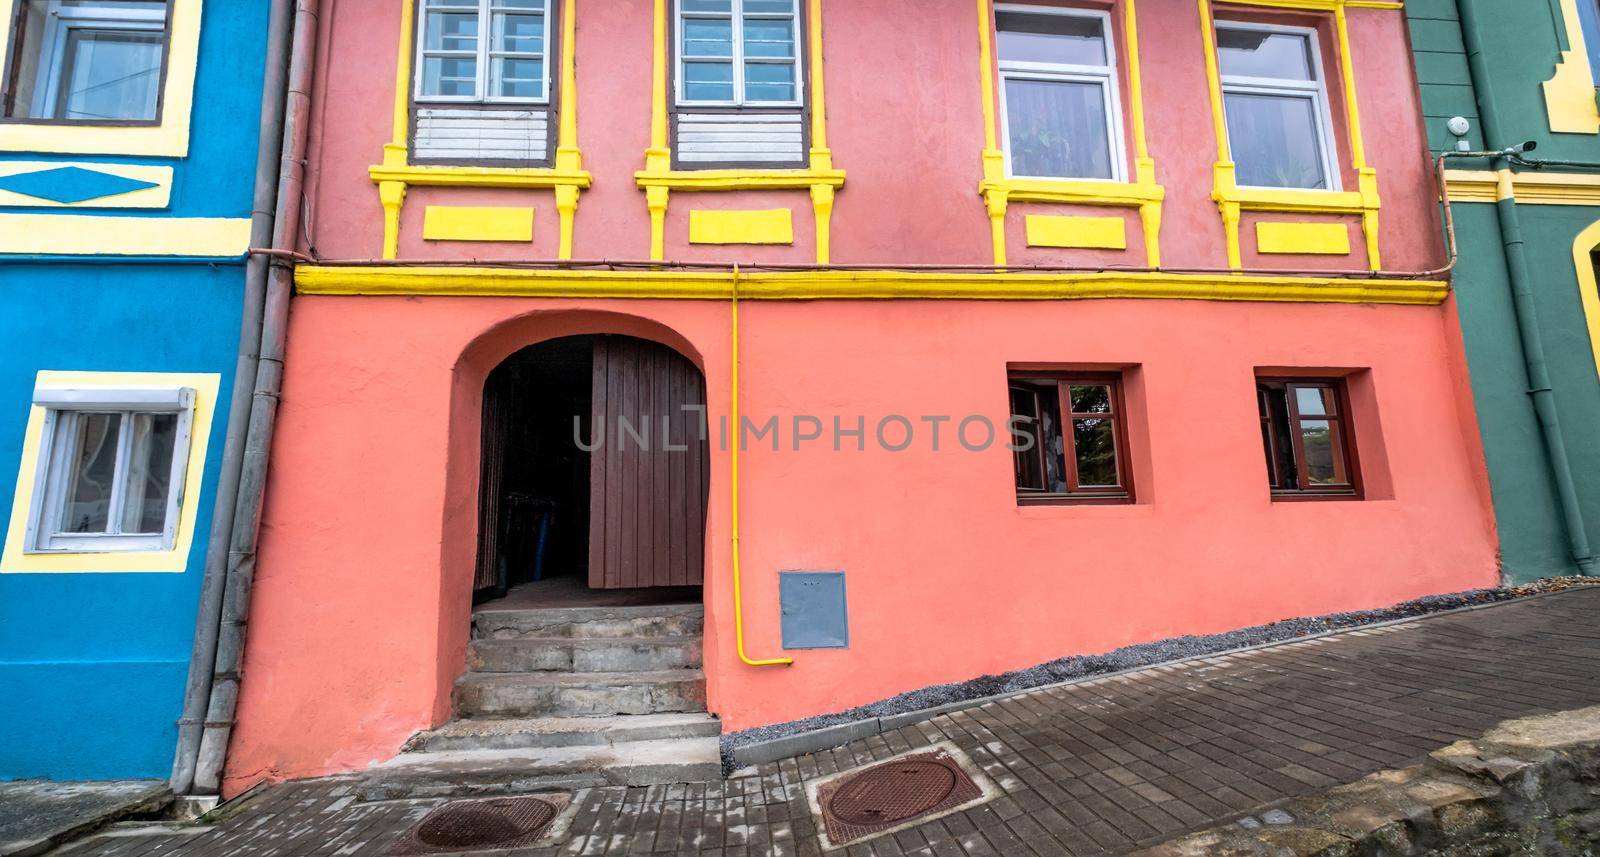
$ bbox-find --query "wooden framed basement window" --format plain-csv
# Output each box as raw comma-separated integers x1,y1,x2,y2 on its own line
1009,372,1132,504
1257,377,1361,500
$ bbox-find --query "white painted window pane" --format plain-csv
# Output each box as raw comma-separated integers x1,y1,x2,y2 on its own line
1005,78,1113,179
493,11,543,54
422,56,478,96
743,61,794,102
742,17,794,59
1225,91,1328,188
61,412,121,535
491,56,542,98
119,412,177,535
495,0,542,7
683,60,735,100
682,0,732,10
1217,28,1314,80
683,17,733,57
996,12,1106,67
57,28,163,120
743,0,790,12
425,10,479,51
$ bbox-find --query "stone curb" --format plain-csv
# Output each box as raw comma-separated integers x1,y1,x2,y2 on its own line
728,587,1585,770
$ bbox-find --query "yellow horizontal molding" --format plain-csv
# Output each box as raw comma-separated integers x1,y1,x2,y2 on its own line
368,164,593,190
422,206,535,242
1223,186,1371,214
1444,169,1600,205
983,178,1164,208
635,168,847,192
0,214,251,256
1256,221,1352,255
1025,215,1128,250
688,209,794,245
1217,0,1402,9
0,162,173,209
295,265,1446,305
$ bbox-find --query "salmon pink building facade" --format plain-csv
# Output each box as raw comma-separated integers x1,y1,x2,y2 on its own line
223,0,1498,792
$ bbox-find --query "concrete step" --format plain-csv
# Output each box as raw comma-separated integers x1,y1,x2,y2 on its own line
455,669,707,717
356,737,723,801
467,636,703,673
472,603,704,641
404,713,722,753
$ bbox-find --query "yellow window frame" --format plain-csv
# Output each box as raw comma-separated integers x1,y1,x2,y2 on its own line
0,0,202,156
1,371,221,573
974,0,1166,267
369,0,591,260
634,0,845,264
1197,0,1389,270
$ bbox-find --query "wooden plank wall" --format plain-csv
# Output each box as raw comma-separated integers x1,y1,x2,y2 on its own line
589,337,709,589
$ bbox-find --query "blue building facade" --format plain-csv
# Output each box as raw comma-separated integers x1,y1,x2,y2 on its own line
0,0,268,780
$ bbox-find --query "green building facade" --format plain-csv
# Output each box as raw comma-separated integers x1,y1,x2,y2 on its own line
1407,0,1600,582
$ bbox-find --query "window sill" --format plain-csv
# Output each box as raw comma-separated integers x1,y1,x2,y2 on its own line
368,163,592,189
1269,490,1363,502
1223,185,1369,214
1018,494,1133,506
981,177,1164,207
634,167,846,191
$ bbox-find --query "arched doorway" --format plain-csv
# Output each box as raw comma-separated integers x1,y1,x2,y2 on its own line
471,334,710,604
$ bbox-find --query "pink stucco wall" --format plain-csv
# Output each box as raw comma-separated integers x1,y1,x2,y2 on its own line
224,295,1497,792
222,0,1489,794
301,0,1437,271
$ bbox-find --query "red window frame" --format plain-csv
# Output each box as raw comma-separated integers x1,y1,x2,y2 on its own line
1009,372,1133,505
1257,377,1361,500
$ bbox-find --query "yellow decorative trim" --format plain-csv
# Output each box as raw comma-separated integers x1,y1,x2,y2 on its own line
372,0,589,259
0,214,250,256
1444,169,1600,205
1256,221,1352,254
637,0,841,263
1200,0,1382,270
975,0,1164,266
688,209,794,245
1574,221,1600,393
1,371,220,573
422,206,535,242
0,0,201,156
1544,0,1600,134
0,162,172,209
1025,215,1128,250
295,264,1447,305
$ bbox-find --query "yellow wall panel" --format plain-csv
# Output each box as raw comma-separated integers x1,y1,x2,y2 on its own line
1256,221,1352,255
688,209,794,245
422,206,535,242
1024,215,1127,250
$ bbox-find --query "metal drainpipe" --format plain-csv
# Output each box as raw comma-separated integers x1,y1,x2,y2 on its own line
1457,0,1596,575
170,0,295,795
188,0,321,795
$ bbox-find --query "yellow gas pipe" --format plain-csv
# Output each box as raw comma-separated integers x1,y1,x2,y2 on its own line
730,265,793,668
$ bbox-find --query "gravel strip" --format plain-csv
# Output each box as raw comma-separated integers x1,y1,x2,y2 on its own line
720,578,1598,773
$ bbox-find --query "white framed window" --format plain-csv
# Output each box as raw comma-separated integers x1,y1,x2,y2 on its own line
415,0,550,103
3,0,170,123
996,5,1126,182
675,0,802,107
1216,22,1341,191
23,386,194,554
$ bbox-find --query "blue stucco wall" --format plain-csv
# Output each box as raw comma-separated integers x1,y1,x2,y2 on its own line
0,262,242,780
0,0,268,782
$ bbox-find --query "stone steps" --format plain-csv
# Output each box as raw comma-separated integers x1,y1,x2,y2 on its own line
357,737,723,800
472,604,704,640
404,712,723,753
467,636,703,673
455,669,708,718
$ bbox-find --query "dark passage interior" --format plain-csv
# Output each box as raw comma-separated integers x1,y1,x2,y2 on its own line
474,335,709,606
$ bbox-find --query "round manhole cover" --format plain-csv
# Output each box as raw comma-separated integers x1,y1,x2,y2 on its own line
829,760,960,826
414,799,557,849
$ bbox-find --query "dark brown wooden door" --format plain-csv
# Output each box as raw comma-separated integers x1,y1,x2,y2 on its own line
588,336,709,589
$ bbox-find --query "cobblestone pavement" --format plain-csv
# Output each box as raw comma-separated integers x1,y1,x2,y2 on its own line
52,587,1600,857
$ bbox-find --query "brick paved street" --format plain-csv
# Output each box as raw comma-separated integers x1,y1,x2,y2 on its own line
51,587,1600,857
